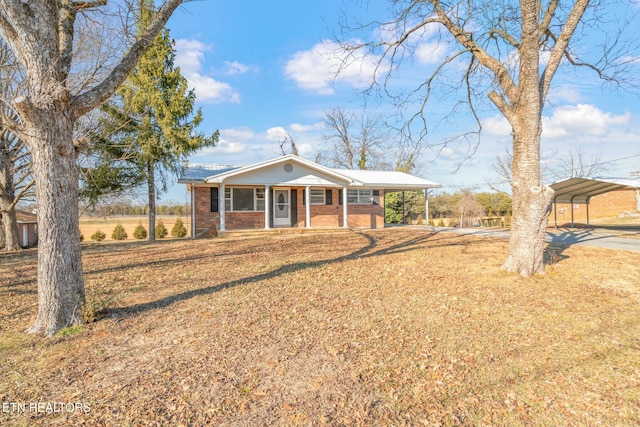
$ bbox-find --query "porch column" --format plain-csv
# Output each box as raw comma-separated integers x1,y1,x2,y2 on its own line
264,185,271,229
190,185,196,238
305,185,311,228
22,224,29,247
424,189,430,226
342,186,349,228
219,183,226,231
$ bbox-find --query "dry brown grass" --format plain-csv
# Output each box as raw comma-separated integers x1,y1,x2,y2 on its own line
1,229,639,426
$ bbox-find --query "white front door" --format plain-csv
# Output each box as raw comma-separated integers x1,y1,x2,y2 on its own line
273,189,291,227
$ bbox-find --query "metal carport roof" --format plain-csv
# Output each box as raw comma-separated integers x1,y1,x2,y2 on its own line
549,177,640,226
550,177,640,204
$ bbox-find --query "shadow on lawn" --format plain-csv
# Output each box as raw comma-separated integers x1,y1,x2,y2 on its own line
111,230,500,318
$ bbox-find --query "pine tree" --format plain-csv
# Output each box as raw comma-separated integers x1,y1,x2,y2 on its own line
91,230,106,242
133,223,148,239
171,217,187,238
87,0,218,241
155,220,168,239
111,223,128,240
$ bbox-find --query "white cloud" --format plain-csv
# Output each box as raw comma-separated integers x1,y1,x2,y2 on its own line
547,85,583,104
290,122,325,132
174,38,240,104
215,139,246,154
224,60,257,75
415,42,448,64
265,126,289,141
284,39,386,95
542,104,630,138
440,146,461,160
482,115,511,136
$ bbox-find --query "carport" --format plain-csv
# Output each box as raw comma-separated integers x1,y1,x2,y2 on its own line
550,177,640,227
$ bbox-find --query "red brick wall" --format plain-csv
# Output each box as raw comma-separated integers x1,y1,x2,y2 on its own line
193,186,219,234
226,212,265,229
553,188,639,223
193,185,386,231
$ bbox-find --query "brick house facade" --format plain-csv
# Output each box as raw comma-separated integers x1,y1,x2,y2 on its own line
181,155,437,236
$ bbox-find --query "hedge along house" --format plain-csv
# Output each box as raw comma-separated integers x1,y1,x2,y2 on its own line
179,155,441,237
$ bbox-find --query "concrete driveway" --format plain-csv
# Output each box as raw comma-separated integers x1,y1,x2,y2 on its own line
420,226,640,253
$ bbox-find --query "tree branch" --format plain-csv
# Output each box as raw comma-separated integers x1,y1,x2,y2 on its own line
428,0,519,106
540,0,590,101
71,0,184,118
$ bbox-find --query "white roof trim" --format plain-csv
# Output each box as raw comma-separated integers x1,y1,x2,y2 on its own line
204,154,356,185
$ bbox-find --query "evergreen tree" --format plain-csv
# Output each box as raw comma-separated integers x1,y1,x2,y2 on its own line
91,230,106,242
133,223,148,239
86,0,218,241
171,217,187,238
155,220,168,239
111,223,128,240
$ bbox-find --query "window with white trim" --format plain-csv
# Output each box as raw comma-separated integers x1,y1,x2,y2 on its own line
310,189,325,205
347,189,373,204
224,187,265,211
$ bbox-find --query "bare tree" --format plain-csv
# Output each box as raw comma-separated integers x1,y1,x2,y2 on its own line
340,0,638,276
278,131,299,156
0,41,34,251
554,147,609,179
323,107,390,170
0,0,186,336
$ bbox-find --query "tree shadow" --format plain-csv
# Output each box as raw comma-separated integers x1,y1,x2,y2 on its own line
111,230,491,318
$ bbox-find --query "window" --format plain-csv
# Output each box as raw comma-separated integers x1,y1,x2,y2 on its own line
224,187,265,211
347,189,373,204
310,189,325,205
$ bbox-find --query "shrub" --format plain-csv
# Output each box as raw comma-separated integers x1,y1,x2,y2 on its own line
155,220,168,239
437,218,445,227
91,229,106,241
80,233,84,242
111,223,128,240
171,217,187,238
133,223,147,239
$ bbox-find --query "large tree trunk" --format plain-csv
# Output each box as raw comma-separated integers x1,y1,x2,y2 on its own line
0,206,21,251
26,110,84,336
502,121,555,277
148,160,156,242
0,156,21,251
500,1,555,277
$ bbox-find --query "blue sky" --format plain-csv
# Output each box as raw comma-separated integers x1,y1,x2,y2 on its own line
160,1,640,202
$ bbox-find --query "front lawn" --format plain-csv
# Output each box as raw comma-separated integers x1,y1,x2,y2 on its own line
1,229,639,426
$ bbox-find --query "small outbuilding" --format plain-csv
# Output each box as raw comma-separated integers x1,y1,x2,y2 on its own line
179,154,441,237
17,210,38,248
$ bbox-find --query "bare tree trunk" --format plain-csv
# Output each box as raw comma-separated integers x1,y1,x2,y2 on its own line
148,160,156,242
501,3,554,277
0,155,21,251
502,133,554,276
26,111,84,336
0,206,21,251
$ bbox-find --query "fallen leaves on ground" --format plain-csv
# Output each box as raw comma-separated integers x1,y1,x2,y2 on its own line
1,229,639,426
